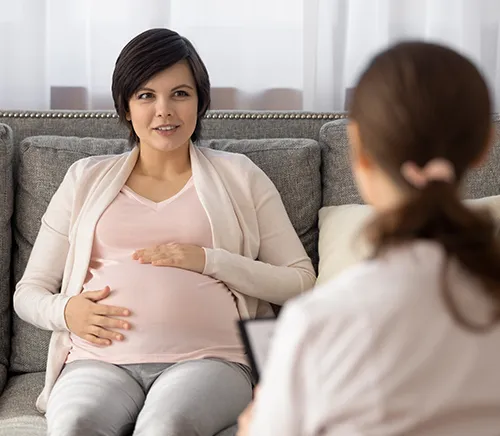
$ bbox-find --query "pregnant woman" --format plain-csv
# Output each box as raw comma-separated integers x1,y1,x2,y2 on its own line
14,28,315,436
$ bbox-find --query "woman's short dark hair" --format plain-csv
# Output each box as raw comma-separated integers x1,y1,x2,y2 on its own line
112,28,210,145
350,41,500,331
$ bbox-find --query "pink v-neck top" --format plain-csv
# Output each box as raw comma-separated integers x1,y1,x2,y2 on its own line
66,178,246,365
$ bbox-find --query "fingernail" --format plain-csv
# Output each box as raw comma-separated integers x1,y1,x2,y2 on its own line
123,323,129,329
116,335,122,340
123,310,129,316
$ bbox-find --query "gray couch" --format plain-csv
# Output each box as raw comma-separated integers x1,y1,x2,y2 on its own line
0,109,499,436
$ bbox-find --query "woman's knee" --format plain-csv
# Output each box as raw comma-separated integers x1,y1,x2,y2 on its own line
46,360,143,436
47,409,136,436
134,412,201,436
47,408,133,436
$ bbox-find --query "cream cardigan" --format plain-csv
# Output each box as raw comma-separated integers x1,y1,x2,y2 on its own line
14,143,316,412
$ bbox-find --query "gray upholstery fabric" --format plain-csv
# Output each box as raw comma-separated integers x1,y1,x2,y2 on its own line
0,372,237,436
320,115,500,206
0,373,46,436
201,112,339,141
0,124,13,395
320,119,361,206
0,111,343,151
464,116,500,198
12,135,321,373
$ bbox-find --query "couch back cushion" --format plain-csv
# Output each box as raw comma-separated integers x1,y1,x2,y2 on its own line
11,136,321,373
201,139,321,266
0,124,13,391
320,116,500,206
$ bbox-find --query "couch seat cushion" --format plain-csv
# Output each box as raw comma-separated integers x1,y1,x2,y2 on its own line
0,372,46,436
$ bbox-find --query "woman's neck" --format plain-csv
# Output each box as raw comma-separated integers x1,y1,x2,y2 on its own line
134,143,191,181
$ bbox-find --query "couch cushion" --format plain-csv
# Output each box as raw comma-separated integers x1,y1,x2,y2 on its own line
320,116,500,206
317,195,500,286
0,372,46,436
12,135,321,373
319,119,361,206
0,124,13,395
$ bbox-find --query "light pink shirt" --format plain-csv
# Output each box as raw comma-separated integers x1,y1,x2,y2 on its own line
250,241,500,436
67,178,246,365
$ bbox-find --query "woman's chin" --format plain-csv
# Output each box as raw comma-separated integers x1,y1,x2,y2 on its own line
142,139,190,154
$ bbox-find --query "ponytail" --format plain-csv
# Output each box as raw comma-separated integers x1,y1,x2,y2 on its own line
366,181,500,331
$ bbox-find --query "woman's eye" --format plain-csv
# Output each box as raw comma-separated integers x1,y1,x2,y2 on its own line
137,92,153,100
174,90,189,97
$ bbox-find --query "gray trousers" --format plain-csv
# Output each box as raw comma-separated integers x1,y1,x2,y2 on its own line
46,358,253,436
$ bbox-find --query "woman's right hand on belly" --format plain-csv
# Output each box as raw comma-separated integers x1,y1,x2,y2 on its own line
64,286,131,346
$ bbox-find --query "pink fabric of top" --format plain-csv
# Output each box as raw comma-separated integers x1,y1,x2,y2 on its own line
66,178,246,365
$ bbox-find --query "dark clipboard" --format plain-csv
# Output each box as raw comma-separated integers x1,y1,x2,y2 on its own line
237,317,277,384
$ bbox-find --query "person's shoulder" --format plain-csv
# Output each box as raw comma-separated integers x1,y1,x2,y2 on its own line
295,241,446,324
278,259,406,358
71,151,129,169
290,263,378,322
67,151,132,178
276,268,376,362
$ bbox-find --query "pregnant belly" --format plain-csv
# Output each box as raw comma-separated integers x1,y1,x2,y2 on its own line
68,261,242,361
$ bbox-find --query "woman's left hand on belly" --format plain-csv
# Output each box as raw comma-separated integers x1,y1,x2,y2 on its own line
133,243,206,273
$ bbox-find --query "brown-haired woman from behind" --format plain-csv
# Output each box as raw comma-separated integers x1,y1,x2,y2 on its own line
237,41,500,436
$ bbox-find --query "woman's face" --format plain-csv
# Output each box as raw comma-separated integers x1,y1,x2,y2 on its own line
348,120,409,211
347,121,375,204
126,60,198,153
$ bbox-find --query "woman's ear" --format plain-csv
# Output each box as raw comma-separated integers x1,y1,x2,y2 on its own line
347,121,373,170
472,124,496,168
126,112,131,122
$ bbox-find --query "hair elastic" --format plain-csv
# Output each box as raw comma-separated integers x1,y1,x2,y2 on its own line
401,158,456,189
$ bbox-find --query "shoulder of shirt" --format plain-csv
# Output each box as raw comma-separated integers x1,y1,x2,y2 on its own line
286,261,381,322
66,150,132,177
288,243,444,324
276,260,399,353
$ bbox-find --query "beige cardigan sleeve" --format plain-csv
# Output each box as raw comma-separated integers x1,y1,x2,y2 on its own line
13,162,81,332
202,164,316,305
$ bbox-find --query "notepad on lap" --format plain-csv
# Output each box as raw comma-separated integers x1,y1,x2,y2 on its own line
238,318,277,383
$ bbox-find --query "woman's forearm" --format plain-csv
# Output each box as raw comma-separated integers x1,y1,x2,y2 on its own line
203,248,315,304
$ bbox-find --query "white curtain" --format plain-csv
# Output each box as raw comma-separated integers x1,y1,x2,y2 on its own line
0,0,499,112
306,0,500,111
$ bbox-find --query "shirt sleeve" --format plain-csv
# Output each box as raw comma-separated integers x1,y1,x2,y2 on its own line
248,302,312,436
202,164,316,305
13,161,81,331
248,279,382,436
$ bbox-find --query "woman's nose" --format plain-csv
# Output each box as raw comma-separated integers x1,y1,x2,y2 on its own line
155,97,172,118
